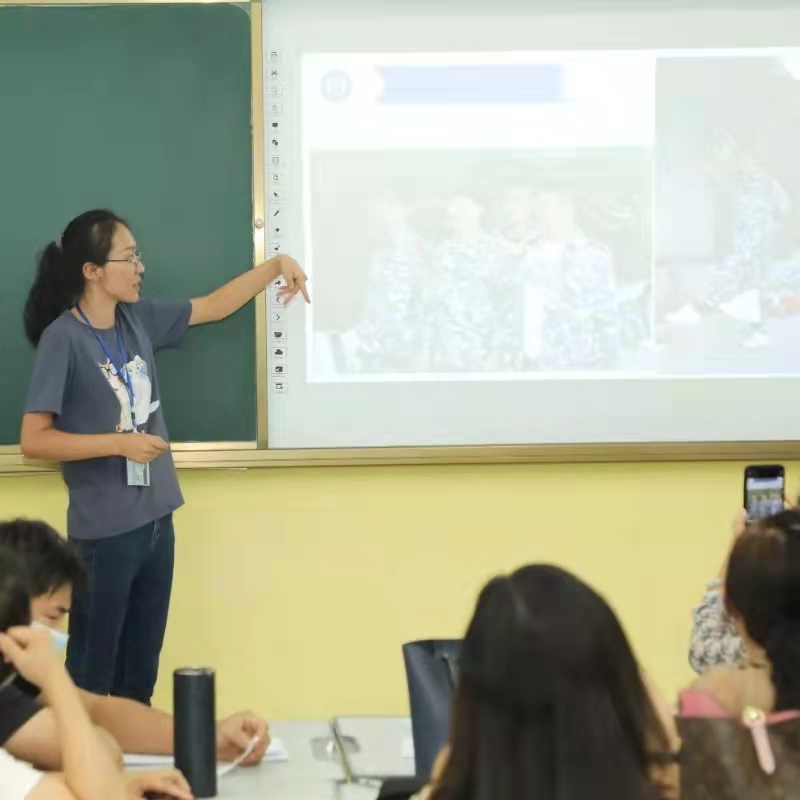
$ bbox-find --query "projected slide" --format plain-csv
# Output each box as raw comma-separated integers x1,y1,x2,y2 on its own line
655,55,800,375
303,50,800,381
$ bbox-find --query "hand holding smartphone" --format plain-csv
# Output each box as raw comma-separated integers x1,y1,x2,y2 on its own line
744,464,785,522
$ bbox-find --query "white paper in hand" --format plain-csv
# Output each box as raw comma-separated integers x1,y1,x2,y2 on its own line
217,736,259,777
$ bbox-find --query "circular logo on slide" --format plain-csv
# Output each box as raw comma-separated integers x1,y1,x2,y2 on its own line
321,70,352,102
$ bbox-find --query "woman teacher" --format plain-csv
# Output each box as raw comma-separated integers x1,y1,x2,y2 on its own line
21,209,308,704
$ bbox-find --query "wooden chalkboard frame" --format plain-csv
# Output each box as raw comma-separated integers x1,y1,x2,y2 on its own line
1,0,798,473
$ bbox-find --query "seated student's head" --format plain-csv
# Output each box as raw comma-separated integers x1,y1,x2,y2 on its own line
726,509,800,710
433,565,669,800
0,519,86,632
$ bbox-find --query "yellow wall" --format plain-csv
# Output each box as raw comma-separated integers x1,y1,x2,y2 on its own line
0,461,790,719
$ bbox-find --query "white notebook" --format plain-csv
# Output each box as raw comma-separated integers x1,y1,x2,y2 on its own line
124,736,289,773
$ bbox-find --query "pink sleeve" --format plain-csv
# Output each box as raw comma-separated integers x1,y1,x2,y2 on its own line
679,689,730,718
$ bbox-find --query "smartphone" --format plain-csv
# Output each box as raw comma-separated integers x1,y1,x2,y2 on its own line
744,464,785,522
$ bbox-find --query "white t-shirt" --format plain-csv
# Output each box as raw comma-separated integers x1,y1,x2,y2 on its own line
0,748,42,799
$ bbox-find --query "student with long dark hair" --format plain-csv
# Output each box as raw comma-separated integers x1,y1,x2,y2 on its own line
689,509,800,714
21,210,308,705
428,565,677,800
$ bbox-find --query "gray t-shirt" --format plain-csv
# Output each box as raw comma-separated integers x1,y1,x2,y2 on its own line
25,299,192,540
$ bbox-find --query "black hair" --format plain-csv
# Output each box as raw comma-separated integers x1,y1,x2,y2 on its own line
0,519,87,598
0,547,33,688
0,546,32,633
726,509,800,710
433,565,666,800
24,209,128,346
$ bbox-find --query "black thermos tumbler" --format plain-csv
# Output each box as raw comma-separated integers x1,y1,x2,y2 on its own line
174,667,217,798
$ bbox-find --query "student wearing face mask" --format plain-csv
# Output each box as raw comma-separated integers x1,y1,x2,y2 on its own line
0,546,193,800
0,519,269,770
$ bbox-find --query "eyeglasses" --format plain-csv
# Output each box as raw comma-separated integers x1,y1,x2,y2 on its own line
107,252,143,267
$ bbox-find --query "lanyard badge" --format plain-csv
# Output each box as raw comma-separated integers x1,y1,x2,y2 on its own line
127,453,151,488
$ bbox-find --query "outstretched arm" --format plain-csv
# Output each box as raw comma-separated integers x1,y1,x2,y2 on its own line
78,691,270,764
189,255,309,326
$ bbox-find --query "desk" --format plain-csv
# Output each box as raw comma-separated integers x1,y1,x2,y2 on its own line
217,720,345,800
337,785,380,800
333,716,415,781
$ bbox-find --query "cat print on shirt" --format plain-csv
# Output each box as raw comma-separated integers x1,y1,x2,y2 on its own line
99,355,160,432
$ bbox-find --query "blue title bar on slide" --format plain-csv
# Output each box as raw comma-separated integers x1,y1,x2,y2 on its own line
376,64,565,105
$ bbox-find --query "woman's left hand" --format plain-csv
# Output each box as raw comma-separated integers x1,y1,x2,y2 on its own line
276,256,310,304
216,712,269,764
125,769,193,800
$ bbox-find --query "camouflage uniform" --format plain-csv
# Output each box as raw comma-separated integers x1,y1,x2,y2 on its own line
427,232,513,372
707,168,790,308
353,231,425,373
764,253,800,315
618,287,651,352
520,234,621,370
689,586,745,674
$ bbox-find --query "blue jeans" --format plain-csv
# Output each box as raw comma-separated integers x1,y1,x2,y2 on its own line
67,515,175,705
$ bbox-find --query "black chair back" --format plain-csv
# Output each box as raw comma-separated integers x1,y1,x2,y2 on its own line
402,639,462,777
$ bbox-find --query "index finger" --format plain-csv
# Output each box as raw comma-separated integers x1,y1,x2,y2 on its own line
299,280,311,304
167,770,193,794
4,627,35,646
240,736,267,765
0,632,24,663
239,713,268,738
157,780,193,800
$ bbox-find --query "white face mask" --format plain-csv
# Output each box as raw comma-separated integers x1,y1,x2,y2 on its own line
31,621,69,655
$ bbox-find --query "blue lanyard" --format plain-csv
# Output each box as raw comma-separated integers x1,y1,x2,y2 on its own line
75,305,137,428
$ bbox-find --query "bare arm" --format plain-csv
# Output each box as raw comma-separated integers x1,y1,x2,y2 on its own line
79,691,271,765
41,670,126,800
1,628,127,800
21,413,167,466
28,774,80,800
189,255,309,326
78,690,174,755
6,708,122,772
20,413,122,462
5,709,65,771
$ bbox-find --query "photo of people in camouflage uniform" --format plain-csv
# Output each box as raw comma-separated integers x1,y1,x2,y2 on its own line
308,151,652,377
656,55,800,372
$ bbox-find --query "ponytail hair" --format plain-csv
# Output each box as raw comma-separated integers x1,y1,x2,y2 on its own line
726,510,800,711
24,209,128,346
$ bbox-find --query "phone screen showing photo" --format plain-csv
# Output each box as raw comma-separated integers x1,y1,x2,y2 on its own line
746,475,785,521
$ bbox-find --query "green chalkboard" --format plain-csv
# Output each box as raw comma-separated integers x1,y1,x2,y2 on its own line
0,4,255,444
